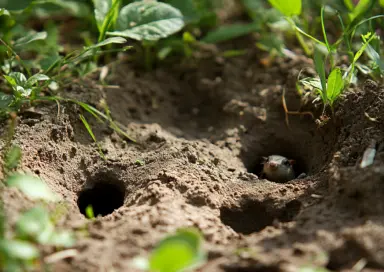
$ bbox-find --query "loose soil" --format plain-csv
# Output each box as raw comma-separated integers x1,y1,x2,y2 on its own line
2,43,384,272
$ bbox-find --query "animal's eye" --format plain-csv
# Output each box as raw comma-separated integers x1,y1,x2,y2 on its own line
283,159,290,166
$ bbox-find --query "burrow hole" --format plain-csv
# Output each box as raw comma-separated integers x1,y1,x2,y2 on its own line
77,172,125,217
240,132,320,181
220,198,302,234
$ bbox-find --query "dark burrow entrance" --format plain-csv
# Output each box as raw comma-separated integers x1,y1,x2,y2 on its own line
220,198,302,234
77,175,125,217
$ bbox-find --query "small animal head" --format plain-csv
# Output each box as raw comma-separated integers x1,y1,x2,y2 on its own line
262,155,295,182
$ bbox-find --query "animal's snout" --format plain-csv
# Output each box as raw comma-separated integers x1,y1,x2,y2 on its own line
268,161,278,169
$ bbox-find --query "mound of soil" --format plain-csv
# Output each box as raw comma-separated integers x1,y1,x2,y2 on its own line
2,46,384,272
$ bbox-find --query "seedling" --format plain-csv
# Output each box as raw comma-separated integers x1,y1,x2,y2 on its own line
131,228,206,272
85,205,95,219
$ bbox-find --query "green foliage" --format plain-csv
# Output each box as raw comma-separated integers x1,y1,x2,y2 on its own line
326,68,344,108
202,22,260,44
6,174,59,202
108,1,185,41
132,228,206,272
85,205,95,219
93,0,121,42
268,0,302,17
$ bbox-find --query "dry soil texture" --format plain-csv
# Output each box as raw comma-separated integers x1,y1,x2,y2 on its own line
2,48,384,272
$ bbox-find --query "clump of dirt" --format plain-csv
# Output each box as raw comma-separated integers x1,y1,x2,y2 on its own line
2,45,384,272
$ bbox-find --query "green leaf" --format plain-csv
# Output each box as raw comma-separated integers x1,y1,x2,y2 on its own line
79,114,105,159
149,228,206,272
5,72,27,87
5,145,22,171
162,0,200,23
0,92,13,109
93,0,112,31
0,8,10,16
16,206,54,244
0,240,39,260
49,231,75,247
313,47,327,93
26,73,50,86
349,0,373,21
86,37,127,49
85,205,95,219
381,0,384,7
326,68,344,106
6,174,59,202
108,1,185,41
93,0,121,41
202,22,260,43
268,0,301,17
300,266,330,272
13,31,47,47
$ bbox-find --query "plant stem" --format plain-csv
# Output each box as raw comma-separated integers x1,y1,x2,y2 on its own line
144,42,152,71
295,30,311,56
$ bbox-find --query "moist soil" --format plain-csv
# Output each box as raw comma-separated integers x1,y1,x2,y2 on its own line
2,44,384,272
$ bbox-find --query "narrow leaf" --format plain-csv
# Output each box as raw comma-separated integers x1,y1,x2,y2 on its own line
313,47,327,93
87,37,127,50
93,0,112,31
79,114,105,159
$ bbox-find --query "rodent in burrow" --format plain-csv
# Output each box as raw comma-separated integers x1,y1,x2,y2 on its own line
261,155,303,183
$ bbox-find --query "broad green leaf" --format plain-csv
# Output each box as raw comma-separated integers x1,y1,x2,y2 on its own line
4,72,26,87
268,0,301,17
0,92,13,109
0,239,39,260
202,22,260,43
162,0,200,23
300,266,330,272
381,0,384,7
14,31,47,47
16,206,54,244
313,47,326,93
0,8,10,16
87,37,127,49
16,86,32,97
149,228,206,272
26,73,50,86
5,145,22,171
108,1,185,41
6,174,59,202
326,68,344,105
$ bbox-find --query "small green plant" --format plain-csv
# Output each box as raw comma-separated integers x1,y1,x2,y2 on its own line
85,205,95,219
1,174,75,271
131,228,207,272
107,0,185,70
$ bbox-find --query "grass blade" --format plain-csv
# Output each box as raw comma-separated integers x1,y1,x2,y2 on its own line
79,114,105,159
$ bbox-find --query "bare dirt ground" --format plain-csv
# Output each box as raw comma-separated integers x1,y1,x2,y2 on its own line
2,43,384,272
